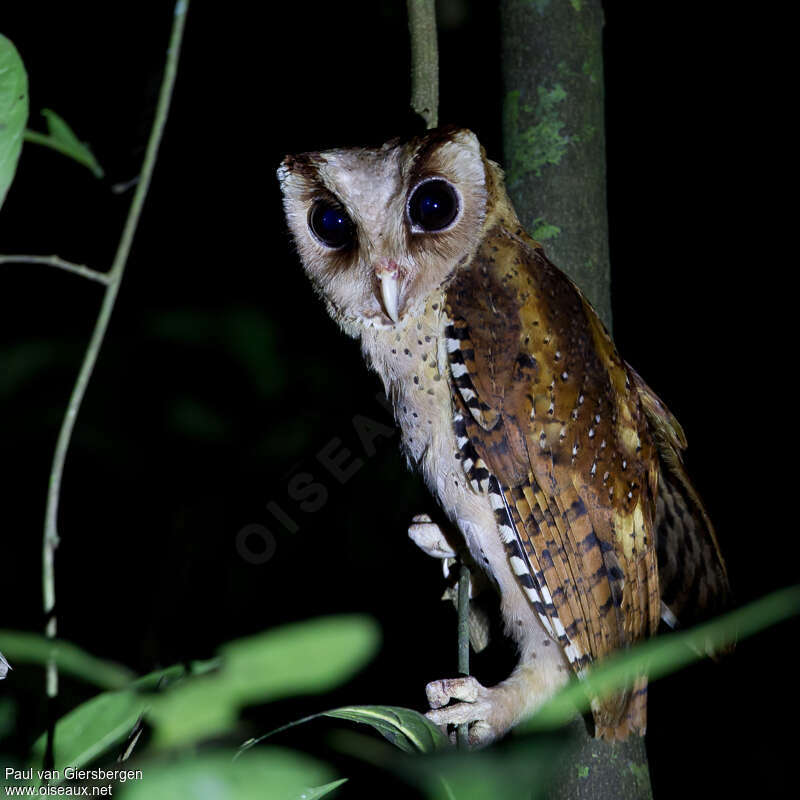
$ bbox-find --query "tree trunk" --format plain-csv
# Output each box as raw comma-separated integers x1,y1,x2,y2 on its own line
500,0,612,329
500,2,652,798
547,717,653,800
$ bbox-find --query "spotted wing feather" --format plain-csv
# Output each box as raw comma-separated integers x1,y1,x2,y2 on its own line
445,224,661,737
629,368,731,640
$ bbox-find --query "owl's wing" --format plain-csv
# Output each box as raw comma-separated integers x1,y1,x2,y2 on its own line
444,224,661,735
629,368,731,636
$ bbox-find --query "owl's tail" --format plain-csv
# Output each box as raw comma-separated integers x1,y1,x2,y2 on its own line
628,364,732,651
592,675,649,740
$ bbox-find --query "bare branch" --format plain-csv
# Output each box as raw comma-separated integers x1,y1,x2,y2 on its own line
39,0,191,765
0,254,110,284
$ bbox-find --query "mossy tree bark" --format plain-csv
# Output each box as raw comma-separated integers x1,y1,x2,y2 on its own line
501,0,612,329
500,2,652,798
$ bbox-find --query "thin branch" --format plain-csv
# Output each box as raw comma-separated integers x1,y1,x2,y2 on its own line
408,0,472,750
0,254,110,285
456,563,471,749
40,0,190,766
407,0,439,129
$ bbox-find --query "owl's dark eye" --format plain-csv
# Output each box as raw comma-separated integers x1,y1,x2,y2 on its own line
308,201,355,249
408,179,460,232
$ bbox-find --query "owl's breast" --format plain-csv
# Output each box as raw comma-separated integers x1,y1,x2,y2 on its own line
360,295,514,593
362,292,454,470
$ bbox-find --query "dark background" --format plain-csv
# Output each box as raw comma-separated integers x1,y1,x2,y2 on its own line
0,2,791,797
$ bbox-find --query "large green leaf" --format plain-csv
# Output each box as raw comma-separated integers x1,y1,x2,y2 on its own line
130,658,220,691
0,34,29,210
116,748,343,800
23,108,103,178
0,630,134,689
147,615,380,747
324,706,448,754
28,661,219,781
240,704,449,759
25,616,377,774
30,689,144,781
521,585,800,733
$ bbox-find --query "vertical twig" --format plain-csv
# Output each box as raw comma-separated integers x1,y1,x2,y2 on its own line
407,0,439,129
455,563,471,749
408,0,472,749
41,0,190,768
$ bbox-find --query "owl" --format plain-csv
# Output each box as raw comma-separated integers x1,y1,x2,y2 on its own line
277,127,730,744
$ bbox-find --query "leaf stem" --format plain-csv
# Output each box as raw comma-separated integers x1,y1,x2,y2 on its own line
40,0,190,766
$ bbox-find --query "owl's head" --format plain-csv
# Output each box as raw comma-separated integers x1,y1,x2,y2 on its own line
278,127,507,333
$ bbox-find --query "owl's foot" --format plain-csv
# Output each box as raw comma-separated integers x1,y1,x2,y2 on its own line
408,514,457,560
424,676,515,747
409,514,490,650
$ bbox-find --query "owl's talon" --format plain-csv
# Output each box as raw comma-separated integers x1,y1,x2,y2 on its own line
408,514,457,560
424,676,505,747
425,675,481,708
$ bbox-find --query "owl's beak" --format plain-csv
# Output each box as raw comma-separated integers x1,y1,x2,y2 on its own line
375,261,402,323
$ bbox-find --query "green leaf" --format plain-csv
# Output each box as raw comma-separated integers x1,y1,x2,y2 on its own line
301,778,349,799
130,658,221,691
28,660,222,782
521,585,800,733
30,689,145,781
147,615,380,747
238,704,448,762
115,748,341,800
0,34,29,211
324,706,449,754
23,108,103,178
22,616,378,770
0,630,134,689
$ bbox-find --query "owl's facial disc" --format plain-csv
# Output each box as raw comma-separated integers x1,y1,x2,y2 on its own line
374,259,404,323
278,128,490,332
